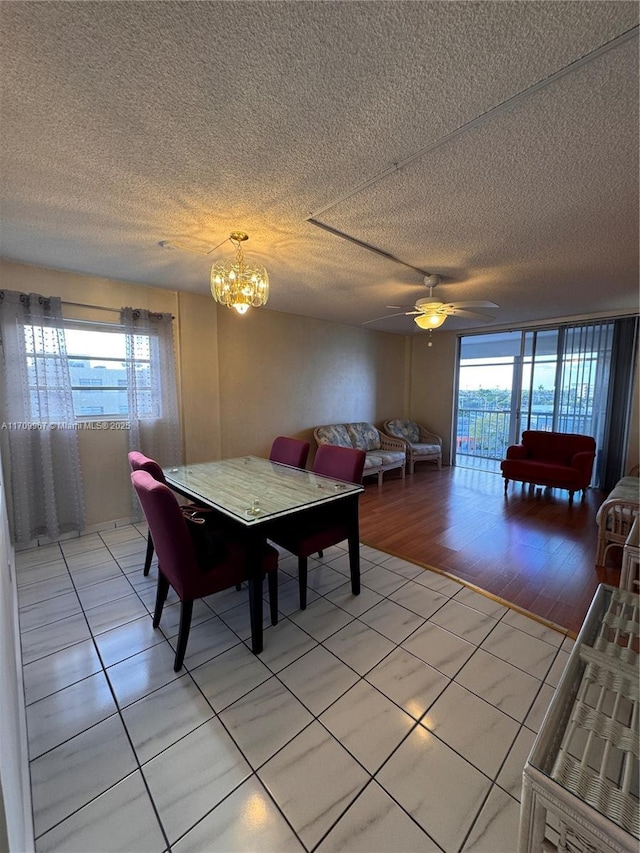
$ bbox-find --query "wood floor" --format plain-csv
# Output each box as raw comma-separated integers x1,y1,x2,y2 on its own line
357,464,622,635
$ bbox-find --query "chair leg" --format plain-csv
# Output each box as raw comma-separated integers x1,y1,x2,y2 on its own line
144,532,154,576
267,571,278,625
247,574,264,654
152,571,170,628
503,479,509,495
317,550,324,558
298,556,308,610
595,535,607,567
174,600,193,671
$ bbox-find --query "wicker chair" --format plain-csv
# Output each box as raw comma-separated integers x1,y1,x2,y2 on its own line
382,419,442,474
595,466,640,567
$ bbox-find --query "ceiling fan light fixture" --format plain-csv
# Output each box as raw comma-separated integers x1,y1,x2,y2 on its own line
414,312,447,330
210,232,269,315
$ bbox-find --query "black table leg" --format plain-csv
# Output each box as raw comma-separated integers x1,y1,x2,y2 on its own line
246,534,264,654
347,495,361,596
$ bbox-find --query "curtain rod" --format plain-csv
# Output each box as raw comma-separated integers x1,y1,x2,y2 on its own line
62,300,174,319
63,301,120,313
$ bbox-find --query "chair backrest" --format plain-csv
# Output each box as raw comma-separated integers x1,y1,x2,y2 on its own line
130,470,200,597
313,444,366,484
521,430,596,465
269,436,310,469
128,451,167,484
384,419,420,444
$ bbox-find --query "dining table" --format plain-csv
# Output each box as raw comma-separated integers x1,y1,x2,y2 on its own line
163,456,364,653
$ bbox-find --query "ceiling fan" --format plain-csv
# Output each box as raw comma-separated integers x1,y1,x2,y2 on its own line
364,275,498,329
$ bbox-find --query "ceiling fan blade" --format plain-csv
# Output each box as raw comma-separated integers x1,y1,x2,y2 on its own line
449,300,499,310
449,308,496,322
362,311,411,325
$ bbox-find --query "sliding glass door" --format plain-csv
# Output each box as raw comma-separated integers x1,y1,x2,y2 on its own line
455,319,635,487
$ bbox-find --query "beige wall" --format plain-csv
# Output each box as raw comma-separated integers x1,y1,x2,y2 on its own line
216,307,407,462
176,291,222,464
408,330,458,464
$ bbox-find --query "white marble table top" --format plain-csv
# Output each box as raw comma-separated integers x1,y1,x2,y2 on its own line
164,456,363,526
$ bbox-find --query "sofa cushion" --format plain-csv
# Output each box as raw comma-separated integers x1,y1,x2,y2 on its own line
375,451,406,467
346,422,381,451
363,453,383,470
595,476,640,523
606,475,640,502
385,419,420,444
315,424,352,448
413,442,440,456
502,460,583,488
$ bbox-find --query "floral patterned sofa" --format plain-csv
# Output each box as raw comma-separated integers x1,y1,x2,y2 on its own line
313,423,406,485
383,419,443,474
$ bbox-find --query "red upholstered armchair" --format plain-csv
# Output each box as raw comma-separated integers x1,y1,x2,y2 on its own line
500,430,596,504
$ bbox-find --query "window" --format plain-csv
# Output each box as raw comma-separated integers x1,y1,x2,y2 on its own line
25,320,156,420
454,318,637,487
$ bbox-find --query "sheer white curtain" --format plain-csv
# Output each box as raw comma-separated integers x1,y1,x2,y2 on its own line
0,290,85,548
121,307,181,468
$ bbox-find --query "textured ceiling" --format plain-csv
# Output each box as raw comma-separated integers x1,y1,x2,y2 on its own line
1,1,638,333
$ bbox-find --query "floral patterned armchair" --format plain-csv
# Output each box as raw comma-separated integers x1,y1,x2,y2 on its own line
313,422,406,485
382,419,442,474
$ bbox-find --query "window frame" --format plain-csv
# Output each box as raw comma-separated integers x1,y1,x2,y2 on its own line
24,318,157,422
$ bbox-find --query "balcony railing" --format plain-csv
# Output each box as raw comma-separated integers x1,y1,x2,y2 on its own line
456,408,593,461
456,409,512,460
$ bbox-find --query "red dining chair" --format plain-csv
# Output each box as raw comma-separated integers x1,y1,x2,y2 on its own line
129,451,166,575
128,451,207,576
269,444,366,610
269,436,310,469
313,444,366,484
131,470,279,671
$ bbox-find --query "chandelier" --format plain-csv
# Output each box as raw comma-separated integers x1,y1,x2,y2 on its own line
210,232,269,315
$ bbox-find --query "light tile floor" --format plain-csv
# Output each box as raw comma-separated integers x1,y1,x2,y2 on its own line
16,524,575,852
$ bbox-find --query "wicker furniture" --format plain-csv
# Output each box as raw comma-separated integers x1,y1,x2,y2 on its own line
519,584,639,853
382,419,442,474
313,423,406,485
620,516,639,592
595,469,640,568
